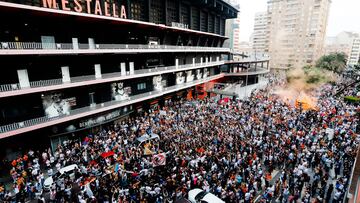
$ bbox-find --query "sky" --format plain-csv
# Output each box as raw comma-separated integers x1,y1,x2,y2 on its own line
237,0,360,42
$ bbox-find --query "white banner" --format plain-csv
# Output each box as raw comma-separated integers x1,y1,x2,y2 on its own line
152,153,166,167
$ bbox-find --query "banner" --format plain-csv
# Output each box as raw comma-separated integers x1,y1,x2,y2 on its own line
196,69,203,80
186,70,194,82
111,82,131,101
144,143,153,155
153,75,163,91
152,153,166,167
42,92,76,118
176,72,185,85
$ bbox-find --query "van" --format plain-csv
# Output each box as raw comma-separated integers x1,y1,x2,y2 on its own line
43,164,78,190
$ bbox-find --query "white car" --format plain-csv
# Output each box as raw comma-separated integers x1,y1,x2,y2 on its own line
43,164,78,190
188,189,225,203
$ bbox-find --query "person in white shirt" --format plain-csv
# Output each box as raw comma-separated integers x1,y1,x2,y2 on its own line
56,162,61,171
244,192,251,201
42,152,48,163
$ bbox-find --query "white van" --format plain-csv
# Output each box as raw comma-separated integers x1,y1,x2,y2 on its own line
43,164,78,190
134,133,160,147
188,189,225,203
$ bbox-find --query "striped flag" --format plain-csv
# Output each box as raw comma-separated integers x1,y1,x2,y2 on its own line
152,153,166,167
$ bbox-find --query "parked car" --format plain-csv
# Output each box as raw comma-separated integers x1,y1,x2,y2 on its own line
43,164,78,190
188,189,225,203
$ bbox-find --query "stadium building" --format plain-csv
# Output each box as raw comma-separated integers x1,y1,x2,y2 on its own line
0,0,269,156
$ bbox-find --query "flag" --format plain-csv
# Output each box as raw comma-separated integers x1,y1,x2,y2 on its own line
82,136,90,145
100,151,115,158
114,163,120,173
144,143,153,155
152,153,166,167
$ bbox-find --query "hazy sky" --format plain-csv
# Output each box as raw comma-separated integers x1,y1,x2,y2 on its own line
237,0,360,41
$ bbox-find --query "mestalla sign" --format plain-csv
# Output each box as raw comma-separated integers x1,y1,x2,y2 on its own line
42,0,127,19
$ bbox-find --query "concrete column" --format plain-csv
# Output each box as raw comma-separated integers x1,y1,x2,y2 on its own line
89,92,96,108
175,58,179,69
209,57,212,63
17,69,30,88
88,38,95,49
94,64,101,79
216,56,219,62
205,57,208,64
72,38,79,49
193,58,196,66
61,66,71,83
120,63,126,76
200,57,203,65
129,62,135,75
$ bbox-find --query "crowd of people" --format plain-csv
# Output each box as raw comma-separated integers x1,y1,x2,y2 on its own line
1,74,359,203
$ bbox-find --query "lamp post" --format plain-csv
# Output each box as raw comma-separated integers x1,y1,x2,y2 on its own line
245,62,249,98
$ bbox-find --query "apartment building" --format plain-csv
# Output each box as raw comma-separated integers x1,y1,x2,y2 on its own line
252,11,269,54
348,38,360,66
267,0,331,69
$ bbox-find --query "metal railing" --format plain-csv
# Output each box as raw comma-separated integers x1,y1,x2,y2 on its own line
0,42,230,52
0,83,20,92
226,57,270,63
226,68,270,75
0,74,223,134
0,61,224,93
30,78,63,88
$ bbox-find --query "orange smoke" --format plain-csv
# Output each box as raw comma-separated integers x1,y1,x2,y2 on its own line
295,92,318,111
274,89,318,111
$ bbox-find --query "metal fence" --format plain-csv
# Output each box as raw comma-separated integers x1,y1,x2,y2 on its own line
0,61,225,93
0,83,20,92
0,42,230,52
30,79,63,88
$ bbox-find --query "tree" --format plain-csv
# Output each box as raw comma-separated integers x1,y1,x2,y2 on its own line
355,64,360,71
315,52,347,73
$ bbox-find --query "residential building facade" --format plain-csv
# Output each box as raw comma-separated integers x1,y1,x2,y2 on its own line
224,1,241,52
348,38,360,66
324,31,360,57
267,0,331,69
252,11,269,54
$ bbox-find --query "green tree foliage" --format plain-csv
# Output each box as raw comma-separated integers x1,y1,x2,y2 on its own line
344,96,360,103
315,52,347,73
354,64,360,71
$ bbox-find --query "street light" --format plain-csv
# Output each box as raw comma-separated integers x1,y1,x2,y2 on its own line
245,49,257,98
